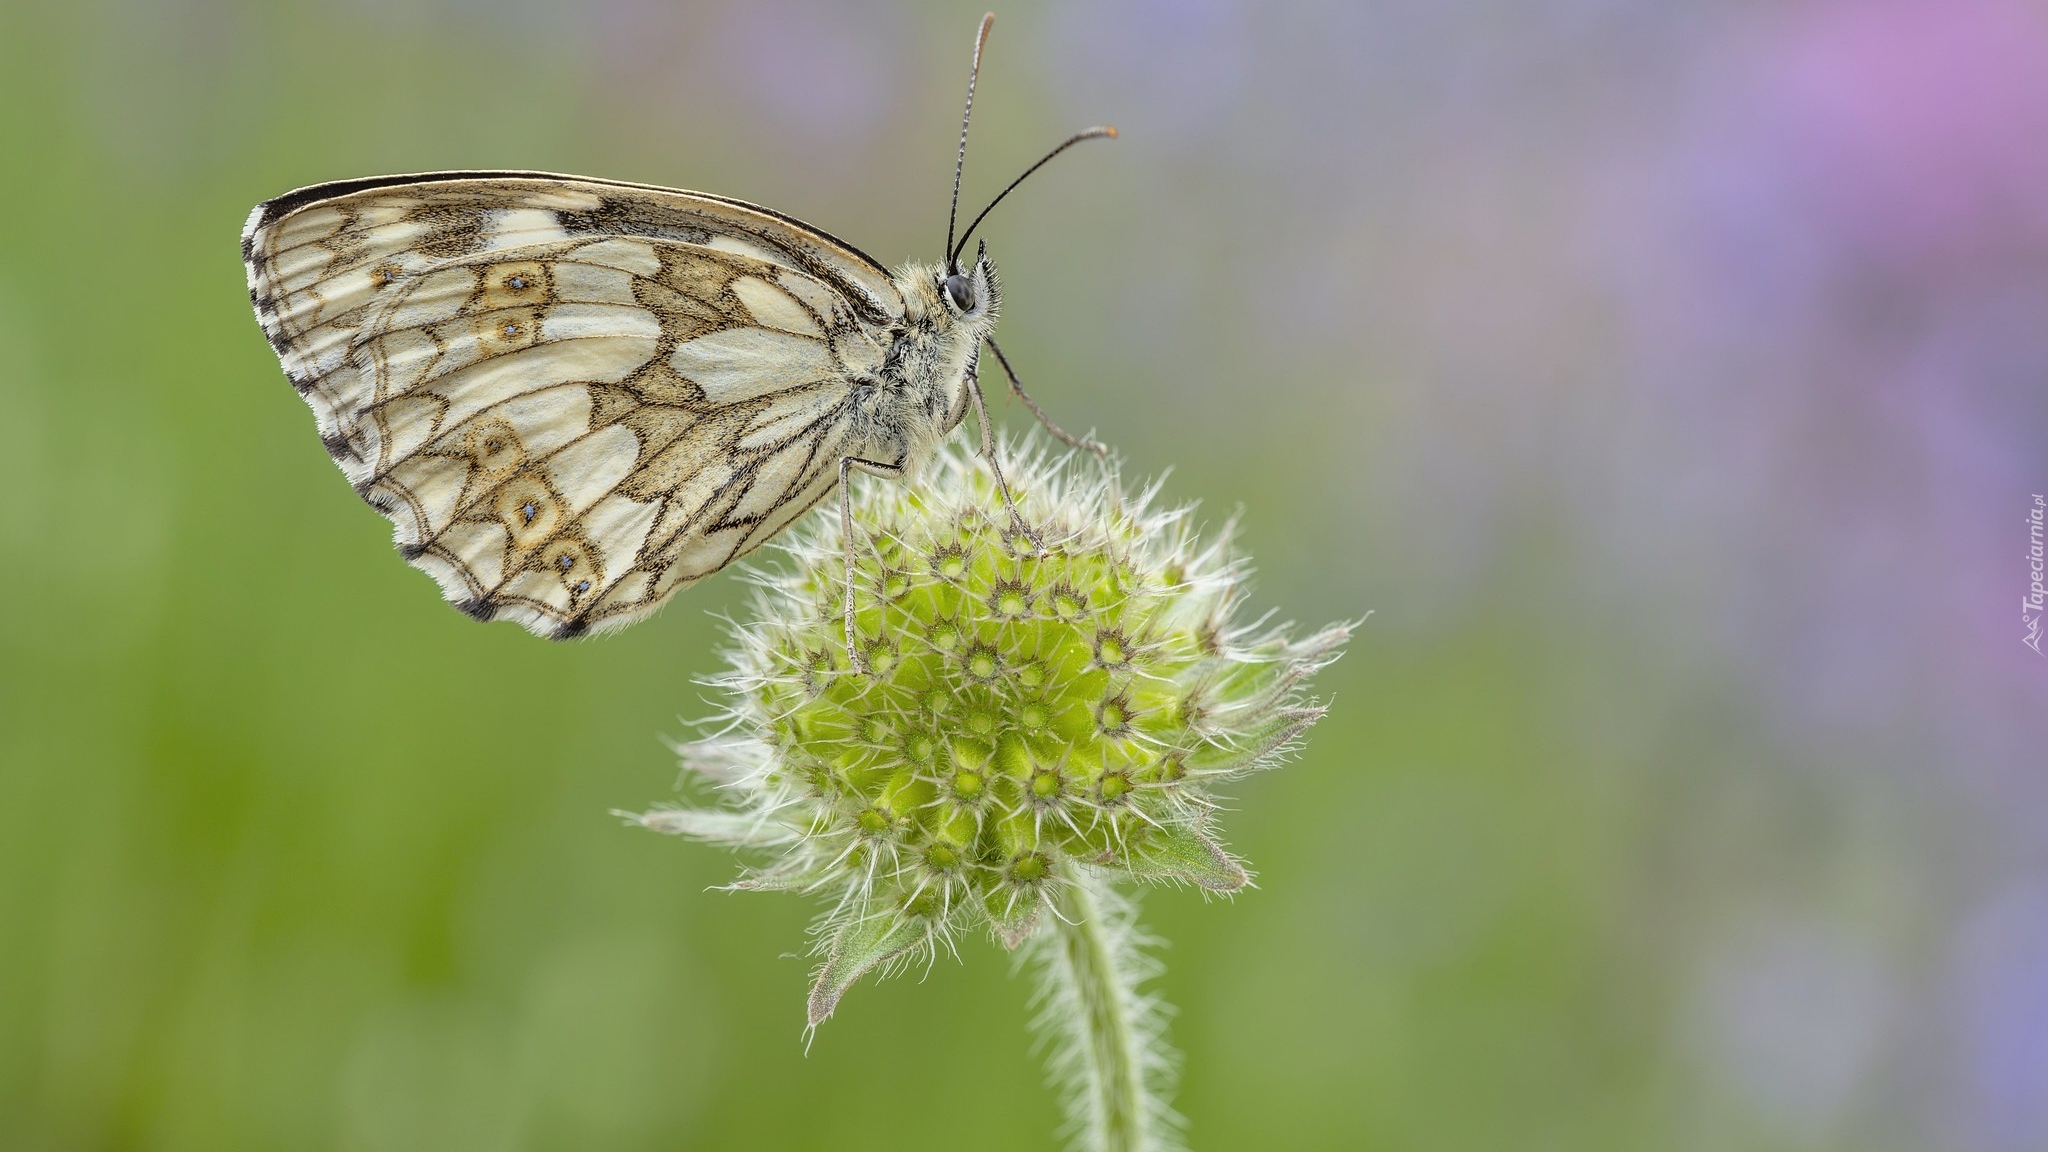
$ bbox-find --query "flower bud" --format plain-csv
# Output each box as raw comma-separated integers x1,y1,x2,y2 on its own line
629,438,1347,1024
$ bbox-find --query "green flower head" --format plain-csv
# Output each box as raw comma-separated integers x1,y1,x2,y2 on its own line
630,437,1347,1025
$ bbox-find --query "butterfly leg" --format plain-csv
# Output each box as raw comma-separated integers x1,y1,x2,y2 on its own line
985,336,1108,457
964,358,1047,557
839,453,908,672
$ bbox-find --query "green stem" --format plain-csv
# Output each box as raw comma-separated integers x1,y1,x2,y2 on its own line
1039,871,1176,1152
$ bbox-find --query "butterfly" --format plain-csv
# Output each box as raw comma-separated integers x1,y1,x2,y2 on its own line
241,13,1109,656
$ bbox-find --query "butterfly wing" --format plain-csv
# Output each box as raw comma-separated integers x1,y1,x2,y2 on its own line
243,171,903,637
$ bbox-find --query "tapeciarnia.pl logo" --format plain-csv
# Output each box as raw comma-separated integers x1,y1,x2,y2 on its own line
2026,494,2045,655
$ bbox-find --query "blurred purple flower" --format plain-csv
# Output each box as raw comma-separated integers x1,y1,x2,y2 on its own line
583,0,907,155
708,0,907,144
1046,0,1250,145
1615,0,2048,358
1591,0,2048,766
1944,883,2048,1151
1762,0,2048,263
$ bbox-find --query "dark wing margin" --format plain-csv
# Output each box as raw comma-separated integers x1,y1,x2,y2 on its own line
243,169,903,324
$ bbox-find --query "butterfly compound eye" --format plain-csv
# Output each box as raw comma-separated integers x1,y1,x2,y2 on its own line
944,273,974,311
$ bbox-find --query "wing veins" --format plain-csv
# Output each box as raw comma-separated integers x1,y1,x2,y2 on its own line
246,180,909,639
461,420,844,629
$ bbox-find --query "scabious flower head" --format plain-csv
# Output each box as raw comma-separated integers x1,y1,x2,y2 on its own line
631,437,1347,1024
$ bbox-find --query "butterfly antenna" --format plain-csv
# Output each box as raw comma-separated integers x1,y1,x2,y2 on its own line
950,125,1117,269
945,12,998,274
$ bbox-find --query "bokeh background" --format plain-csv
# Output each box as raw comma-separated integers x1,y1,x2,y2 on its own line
4,0,2047,1148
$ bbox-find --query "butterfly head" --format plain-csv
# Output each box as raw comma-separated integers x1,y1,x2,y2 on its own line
941,240,999,322
895,247,999,366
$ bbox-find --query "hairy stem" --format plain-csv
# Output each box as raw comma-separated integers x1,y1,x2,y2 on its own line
1034,871,1179,1152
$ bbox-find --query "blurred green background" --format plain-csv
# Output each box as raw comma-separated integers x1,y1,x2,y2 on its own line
5,1,2047,1149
